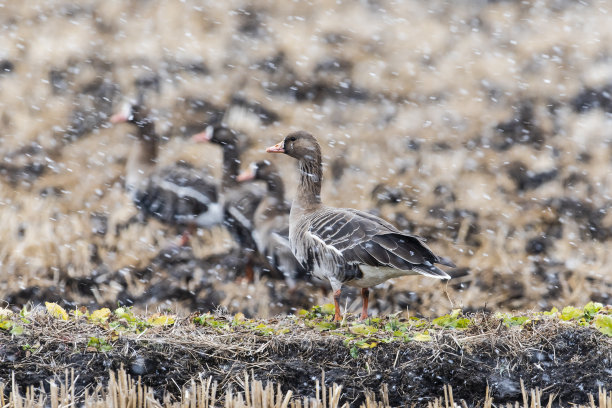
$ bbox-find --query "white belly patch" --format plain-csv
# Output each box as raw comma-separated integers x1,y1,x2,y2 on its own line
345,265,420,288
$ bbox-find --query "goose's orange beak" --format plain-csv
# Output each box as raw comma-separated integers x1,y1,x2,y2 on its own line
236,170,255,182
266,141,285,153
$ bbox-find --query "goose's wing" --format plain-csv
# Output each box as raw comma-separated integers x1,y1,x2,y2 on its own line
307,207,452,279
269,230,309,286
135,164,219,225
223,182,265,249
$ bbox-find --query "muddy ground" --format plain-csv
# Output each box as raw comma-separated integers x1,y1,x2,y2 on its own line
1,311,610,406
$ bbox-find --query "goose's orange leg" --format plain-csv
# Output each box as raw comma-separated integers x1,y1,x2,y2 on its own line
179,224,196,246
333,289,342,321
244,258,255,283
360,288,370,320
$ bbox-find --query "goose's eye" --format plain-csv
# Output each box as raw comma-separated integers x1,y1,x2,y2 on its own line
288,136,296,142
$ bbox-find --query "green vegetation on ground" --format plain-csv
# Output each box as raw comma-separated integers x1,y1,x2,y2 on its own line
1,301,609,356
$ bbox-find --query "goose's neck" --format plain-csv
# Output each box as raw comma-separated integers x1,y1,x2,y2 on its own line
137,123,158,163
296,156,322,209
222,144,241,189
265,172,286,203
126,124,158,189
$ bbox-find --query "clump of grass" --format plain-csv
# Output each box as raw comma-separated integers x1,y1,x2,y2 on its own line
4,302,610,354
290,302,612,357
194,311,292,336
0,306,27,335
41,303,176,333
86,336,113,353
494,302,612,336
4,303,177,353
431,309,472,329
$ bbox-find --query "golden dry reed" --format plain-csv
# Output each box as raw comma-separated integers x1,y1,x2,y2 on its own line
0,368,609,408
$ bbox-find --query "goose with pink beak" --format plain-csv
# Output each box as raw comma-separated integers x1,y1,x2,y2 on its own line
266,131,454,321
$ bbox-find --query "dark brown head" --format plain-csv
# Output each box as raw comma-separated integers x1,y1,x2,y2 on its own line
110,103,152,129
192,125,239,147
266,131,320,163
237,160,278,183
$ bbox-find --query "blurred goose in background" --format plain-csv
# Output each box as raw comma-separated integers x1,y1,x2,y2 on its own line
237,160,308,288
110,103,222,245
193,125,264,281
266,131,454,321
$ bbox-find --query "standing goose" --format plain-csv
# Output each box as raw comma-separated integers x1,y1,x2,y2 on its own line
192,125,264,281
237,160,308,288
266,131,454,321
110,103,222,245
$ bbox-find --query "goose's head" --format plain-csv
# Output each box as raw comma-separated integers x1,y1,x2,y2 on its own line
192,125,238,147
237,160,277,182
266,131,320,163
110,103,151,128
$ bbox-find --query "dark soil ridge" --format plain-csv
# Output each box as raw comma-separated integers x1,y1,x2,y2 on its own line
0,309,610,407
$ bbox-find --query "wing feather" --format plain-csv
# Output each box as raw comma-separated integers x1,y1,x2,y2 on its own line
307,207,451,278
223,183,264,249
135,164,220,225
372,234,426,264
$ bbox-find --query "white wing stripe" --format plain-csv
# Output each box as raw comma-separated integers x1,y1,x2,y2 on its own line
228,205,253,230
157,179,214,205
306,231,343,257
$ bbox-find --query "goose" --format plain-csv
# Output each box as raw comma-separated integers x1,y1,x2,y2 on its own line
192,125,264,281
266,131,454,321
110,103,222,245
237,160,308,288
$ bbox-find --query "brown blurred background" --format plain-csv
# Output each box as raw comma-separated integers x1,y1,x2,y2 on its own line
0,0,611,318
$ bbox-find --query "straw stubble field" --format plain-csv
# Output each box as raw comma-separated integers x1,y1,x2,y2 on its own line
1,0,612,405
